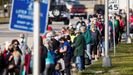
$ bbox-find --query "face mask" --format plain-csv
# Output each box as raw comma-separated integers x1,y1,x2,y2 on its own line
20,38,25,43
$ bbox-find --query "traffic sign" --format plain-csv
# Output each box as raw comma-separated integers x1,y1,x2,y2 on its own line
10,0,48,34
108,0,119,13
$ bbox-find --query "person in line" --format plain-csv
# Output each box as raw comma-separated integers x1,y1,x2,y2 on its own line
72,30,86,71
114,15,120,45
5,44,14,75
11,39,22,75
0,50,4,75
40,36,48,74
80,26,92,65
19,34,31,75
118,15,125,42
59,37,72,75
90,25,100,61
44,38,55,75
76,17,86,31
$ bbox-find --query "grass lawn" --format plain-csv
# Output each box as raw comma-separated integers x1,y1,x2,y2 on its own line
0,17,10,23
80,41,133,75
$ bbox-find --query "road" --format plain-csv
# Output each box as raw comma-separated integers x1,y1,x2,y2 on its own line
0,0,88,47
0,19,78,49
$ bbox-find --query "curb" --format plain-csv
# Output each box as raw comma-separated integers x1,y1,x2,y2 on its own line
0,22,9,24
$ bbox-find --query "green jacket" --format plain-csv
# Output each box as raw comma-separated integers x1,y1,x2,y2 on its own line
73,33,86,56
114,19,120,28
83,29,91,44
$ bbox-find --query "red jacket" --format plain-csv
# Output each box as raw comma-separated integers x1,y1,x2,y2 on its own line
130,15,133,23
24,54,31,74
119,19,124,29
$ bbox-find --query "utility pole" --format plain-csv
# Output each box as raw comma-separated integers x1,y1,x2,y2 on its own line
102,0,111,67
126,0,132,44
33,0,40,75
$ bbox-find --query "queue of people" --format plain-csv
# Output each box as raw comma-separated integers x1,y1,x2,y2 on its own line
0,12,127,75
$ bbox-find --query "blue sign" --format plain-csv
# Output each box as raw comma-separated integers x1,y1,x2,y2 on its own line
10,0,48,34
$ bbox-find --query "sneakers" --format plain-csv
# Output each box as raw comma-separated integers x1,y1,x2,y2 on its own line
101,53,104,56
94,55,98,61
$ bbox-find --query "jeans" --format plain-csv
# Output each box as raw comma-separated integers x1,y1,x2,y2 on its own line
86,44,91,60
44,64,54,75
100,39,105,56
64,54,71,75
75,56,84,71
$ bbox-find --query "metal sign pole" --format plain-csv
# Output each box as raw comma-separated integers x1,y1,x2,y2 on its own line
126,0,132,44
46,0,51,32
104,0,109,58
112,15,116,56
108,0,119,56
102,0,111,67
33,0,40,75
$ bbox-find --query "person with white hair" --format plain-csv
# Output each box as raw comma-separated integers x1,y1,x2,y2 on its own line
72,30,86,71
18,33,31,75
76,17,86,31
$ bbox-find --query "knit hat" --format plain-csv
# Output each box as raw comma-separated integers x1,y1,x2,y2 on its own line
47,26,53,31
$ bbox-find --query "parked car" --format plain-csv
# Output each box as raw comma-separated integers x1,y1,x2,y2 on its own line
94,4,104,15
66,0,87,19
48,0,70,25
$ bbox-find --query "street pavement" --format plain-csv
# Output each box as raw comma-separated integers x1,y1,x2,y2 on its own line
0,0,93,50
0,10,4,17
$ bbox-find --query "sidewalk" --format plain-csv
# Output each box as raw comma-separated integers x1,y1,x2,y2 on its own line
81,40,133,75
0,17,9,24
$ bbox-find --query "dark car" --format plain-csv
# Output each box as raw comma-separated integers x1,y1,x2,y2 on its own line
48,0,70,25
94,4,105,15
66,0,87,19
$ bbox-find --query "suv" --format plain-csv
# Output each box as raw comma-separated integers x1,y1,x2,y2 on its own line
48,0,70,25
